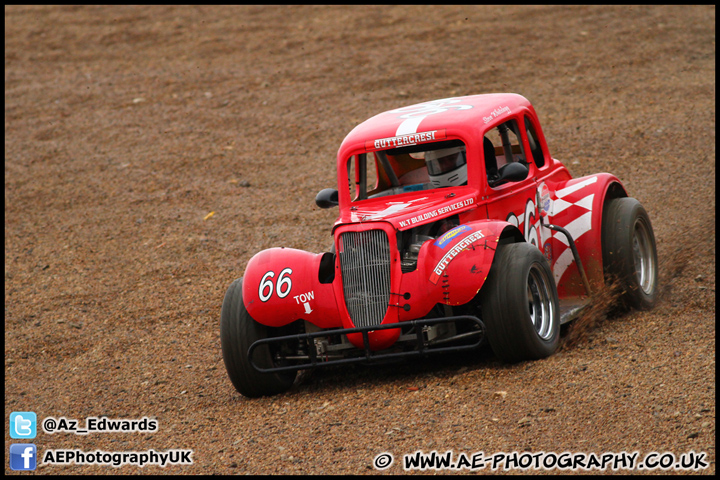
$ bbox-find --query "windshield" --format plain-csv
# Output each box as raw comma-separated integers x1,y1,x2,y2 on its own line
346,140,467,201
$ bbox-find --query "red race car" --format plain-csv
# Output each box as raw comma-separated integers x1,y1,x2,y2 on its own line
221,94,658,397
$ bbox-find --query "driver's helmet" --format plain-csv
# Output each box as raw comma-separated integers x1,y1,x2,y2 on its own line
425,146,467,188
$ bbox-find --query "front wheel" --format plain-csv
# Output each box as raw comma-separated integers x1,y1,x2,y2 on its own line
601,197,659,311
220,278,298,398
480,242,560,363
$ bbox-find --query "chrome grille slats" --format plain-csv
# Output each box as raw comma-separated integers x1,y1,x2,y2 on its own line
338,229,391,328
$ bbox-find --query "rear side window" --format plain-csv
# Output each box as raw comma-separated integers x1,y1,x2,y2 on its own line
524,116,545,168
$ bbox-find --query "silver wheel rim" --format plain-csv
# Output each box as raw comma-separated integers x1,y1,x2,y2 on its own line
632,218,656,295
527,263,554,340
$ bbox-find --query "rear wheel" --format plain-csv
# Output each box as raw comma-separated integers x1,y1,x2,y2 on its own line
480,242,560,363
602,198,658,311
220,278,298,398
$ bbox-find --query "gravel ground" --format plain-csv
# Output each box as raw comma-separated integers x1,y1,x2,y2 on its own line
5,5,715,475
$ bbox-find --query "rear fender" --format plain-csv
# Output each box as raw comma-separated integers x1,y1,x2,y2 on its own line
398,220,518,319
242,248,341,328
544,173,627,297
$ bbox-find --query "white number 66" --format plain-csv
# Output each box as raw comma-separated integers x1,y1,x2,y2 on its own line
258,268,293,302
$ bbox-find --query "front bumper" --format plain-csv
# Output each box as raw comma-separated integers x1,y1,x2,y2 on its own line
248,315,485,374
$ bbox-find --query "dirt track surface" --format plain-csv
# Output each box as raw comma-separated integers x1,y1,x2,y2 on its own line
5,5,715,475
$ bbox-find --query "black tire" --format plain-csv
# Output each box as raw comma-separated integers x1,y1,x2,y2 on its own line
480,242,560,363
220,278,297,398
601,198,658,311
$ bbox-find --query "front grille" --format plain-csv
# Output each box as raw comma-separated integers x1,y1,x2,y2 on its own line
338,229,391,328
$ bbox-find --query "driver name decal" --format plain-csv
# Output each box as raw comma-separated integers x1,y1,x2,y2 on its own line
366,129,446,151
483,105,511,124
429,230,485,284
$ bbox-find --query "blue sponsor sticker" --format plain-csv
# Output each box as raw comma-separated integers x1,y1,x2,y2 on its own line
433,225,472,249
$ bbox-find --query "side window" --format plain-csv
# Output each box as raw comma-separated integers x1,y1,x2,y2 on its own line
484,119,527,186
524,116,545,168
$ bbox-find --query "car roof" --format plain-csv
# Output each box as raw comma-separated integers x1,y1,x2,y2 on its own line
338,93,533,156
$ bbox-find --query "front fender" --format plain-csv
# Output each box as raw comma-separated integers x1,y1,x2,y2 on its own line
242,248,341,328
398,220,516,319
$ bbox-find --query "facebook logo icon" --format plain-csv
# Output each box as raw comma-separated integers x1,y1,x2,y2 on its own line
10,412,37,439
10,444,37,471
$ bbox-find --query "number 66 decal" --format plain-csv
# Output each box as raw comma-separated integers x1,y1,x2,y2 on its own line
258,268,293,302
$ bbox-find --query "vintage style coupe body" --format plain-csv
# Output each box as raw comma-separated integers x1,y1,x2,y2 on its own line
221,94,658,397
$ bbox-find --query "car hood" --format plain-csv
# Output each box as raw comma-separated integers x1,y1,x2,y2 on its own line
336,188,479,231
